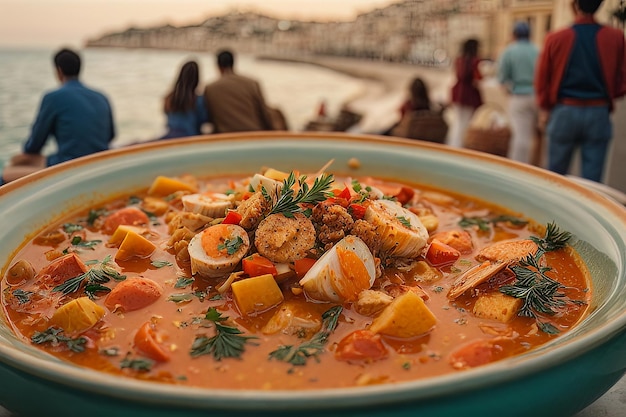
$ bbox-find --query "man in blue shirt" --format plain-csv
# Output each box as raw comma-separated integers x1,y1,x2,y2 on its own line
498,21,539,165
2,48,115,184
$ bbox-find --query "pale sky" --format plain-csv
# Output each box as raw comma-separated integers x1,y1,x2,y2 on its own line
0,0,401,48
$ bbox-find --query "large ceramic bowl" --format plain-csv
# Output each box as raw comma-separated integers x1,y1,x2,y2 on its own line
1,133,625,417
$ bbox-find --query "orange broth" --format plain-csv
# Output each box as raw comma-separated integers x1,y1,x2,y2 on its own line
1,172,591,390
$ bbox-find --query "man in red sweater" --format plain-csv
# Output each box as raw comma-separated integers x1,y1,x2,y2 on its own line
535,0,626,182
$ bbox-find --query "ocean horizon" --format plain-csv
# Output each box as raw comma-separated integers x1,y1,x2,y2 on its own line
0,47,368,171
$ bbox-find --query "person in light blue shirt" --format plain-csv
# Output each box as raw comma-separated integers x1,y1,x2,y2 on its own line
160,60,208,139
2,48,115,184
498,22,540,165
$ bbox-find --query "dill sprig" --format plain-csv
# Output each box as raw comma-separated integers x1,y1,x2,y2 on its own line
267,172,334,218
190,308,258,361
53,255,126,297
269,305,342,366
500,223,573,334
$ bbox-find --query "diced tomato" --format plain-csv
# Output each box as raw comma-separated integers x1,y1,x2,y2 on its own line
294,257,317,279
335,330,388,362
348,203,367,220
242,253,277,277
101,207,150,235
134,322,170,362
222,210,242,225
336,186,352,200
425,239,461,266
394,186,415,205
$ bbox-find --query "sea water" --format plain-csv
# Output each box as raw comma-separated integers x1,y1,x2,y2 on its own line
0,47,365,171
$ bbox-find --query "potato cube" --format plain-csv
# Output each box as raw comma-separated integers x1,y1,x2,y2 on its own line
108,225,146,247
262,168,290,182
115,230,156,261
147,176,197,197
473,292,523,323
231,273,284,316
355,289,393,317
51,297,105,334
369,291,436,338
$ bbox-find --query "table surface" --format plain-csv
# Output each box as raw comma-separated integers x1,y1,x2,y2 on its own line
0,375,623,416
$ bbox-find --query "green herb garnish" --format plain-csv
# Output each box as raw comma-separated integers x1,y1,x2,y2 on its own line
53,255,126,297
120,356,154,372
268,172,334,218
31,327,87,353
168,293,194,303
12,289,33,304
151,260,173,268
217,236,244,255
190,308,258,361
63,223,83,234
499,223,574,334
397,216,412,228
175,277,195,288
459,215,528,232
269,305,342,366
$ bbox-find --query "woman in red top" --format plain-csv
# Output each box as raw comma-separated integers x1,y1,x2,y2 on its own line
449,39,483,148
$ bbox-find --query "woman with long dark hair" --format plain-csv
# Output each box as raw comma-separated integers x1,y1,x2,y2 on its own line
448,39,483,148
160,60,209,139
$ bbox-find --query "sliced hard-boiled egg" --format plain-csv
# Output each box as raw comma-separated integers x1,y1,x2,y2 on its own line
299,235,375,303
364,199,428,259
248,173,282,194
188,224,250,278
182,193,234,218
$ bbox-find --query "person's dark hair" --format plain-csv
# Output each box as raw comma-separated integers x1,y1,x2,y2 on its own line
408,77,431,111
164,60,200,113
216,50,234,69
54,48,81,77
461,39,479,58
513,21,530,40
576,0,604,14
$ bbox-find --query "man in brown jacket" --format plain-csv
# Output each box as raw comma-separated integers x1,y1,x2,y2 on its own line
204,49,275,133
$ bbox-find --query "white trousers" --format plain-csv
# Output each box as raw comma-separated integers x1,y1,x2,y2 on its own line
508,94,538,164
447,105,475,148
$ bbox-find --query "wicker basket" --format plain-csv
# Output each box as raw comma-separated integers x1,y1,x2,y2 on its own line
463,103,511,157
463,126,511,157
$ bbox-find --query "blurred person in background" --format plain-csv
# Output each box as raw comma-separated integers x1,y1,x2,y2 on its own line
535,0,626,182
448,38,483,148
160,60,209,139
204,49,276,133
1,48,115,185
498,21,540,165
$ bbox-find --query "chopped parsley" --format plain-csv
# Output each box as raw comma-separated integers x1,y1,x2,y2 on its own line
396,216,412,228
190,308,258,361
31,327,87,353
217,236,244,255
151,260,173,268
120,356,154,372
175,277,195,288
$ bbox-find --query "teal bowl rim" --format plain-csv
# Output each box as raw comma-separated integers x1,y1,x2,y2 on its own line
0,132,625,411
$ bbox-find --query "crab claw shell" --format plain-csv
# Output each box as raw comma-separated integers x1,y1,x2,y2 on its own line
299,235,376,303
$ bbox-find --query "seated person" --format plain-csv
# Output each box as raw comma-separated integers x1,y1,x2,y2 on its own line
2,48,115,184
387,77,448,143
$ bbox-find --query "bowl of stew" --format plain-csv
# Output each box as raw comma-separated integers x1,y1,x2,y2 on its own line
0,132,625,417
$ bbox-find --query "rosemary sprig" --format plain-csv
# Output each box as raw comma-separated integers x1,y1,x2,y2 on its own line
269,305,342,366
267,172,334,218
530,221,572,256
190,308,258,361
499,223,573,334
53,255,126,297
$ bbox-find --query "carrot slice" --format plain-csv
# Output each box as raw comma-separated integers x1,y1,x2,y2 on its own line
102,207,150,235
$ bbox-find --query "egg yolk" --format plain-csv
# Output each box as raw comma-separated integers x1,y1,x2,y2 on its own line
201,224,232,258
332,246,371,301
